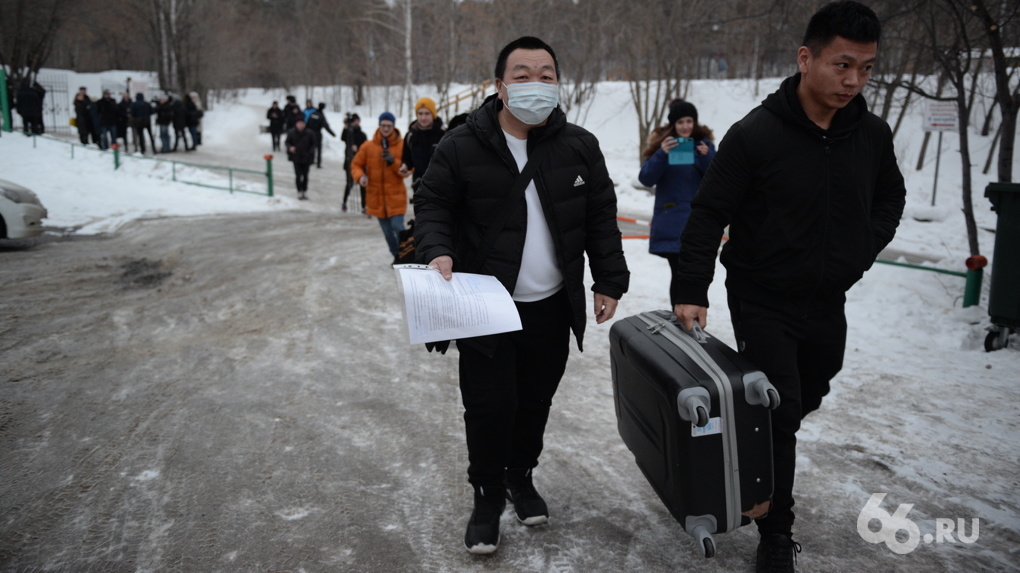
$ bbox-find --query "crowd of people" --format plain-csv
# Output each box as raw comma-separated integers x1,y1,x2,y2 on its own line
71,87,204,154
276,94,463,262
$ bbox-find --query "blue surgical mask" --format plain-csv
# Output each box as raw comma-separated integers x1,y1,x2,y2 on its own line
503,82,559,125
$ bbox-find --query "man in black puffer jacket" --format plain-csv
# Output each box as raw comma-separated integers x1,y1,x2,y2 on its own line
672,2,906,571
414,36,628,556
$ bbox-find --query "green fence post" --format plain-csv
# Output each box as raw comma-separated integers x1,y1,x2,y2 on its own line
172,161,177,181
264,154,274,197
229,168,234,194
964,255,988,308
112,144,120,170
0,69,11,133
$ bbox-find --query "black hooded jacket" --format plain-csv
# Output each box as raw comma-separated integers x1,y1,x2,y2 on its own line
402,117,445,183
413,95,629,351
673,73,906,309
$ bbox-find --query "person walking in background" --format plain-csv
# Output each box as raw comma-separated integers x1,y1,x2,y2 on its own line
413,36,629,555
155,95,173,153
129,93,154,154
350,112,408,258
95,90,119,149
398,96,444,195
73,90,94,145
283,95,300,128
185,93,202,147
172,95,192,151
116,92,132,148
341,113,367,213
305,102,336,168
15,80,45,135
672,3,906,570
638,99,715,304
267,101,285,151
285,105,303,133
285,117,316,200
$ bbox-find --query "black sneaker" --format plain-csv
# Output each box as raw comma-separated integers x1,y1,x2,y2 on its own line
504,468,549,526
464,486,506,555
756,533,801,573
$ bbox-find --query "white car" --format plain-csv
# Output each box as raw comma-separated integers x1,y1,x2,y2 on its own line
0,179,48,239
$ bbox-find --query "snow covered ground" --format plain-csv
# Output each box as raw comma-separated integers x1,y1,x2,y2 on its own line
1,73,1018,571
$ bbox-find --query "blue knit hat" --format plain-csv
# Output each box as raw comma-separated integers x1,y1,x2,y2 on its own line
379,111,396,124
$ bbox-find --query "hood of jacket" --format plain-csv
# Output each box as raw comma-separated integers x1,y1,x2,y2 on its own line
761,73,866,139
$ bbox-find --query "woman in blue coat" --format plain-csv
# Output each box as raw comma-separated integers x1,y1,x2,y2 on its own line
638,99,715,301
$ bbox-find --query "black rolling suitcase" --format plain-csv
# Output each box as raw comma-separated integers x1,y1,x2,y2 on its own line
609,310,780,558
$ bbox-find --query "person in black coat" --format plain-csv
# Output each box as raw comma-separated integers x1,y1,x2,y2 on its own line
73,90,94,145
116,93,132,148
285,118,316,200
305,102,336,168
95,90,119,149
155,95,173,152
413,37,629,555
171,96,192,151
266,101,284,151
341,113,367,212
15,81,45,135
184,93,202,147
671,3,906,569
398,97,445,194
129,93,155,154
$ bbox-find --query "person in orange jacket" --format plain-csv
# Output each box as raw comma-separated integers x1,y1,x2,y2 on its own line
350,111,410,259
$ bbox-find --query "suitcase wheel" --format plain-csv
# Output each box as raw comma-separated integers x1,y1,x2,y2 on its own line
690,522,717,559
695,405,709,427
702,536,716,559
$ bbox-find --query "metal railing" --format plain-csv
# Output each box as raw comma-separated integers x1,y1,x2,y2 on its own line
615,215,985,307
28,133,275,197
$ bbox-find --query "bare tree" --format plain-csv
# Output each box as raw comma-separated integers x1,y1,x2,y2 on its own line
897,0,986,256
969,0,1020,182
0,0,70,86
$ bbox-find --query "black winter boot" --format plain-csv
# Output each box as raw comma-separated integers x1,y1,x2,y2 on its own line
504,468,549,526
464,485,506,555
756,533,802,573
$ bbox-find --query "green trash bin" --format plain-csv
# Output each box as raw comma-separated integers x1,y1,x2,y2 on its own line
984,182,1020,351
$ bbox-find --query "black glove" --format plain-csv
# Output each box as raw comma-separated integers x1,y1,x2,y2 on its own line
382,149,395,165
425,340,450,354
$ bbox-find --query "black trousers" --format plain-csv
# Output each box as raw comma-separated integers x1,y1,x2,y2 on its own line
293,162,310,192
727,293,847,536
271,129,282,151
457,288,572,488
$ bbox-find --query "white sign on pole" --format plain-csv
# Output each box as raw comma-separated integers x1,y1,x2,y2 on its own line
924,101,959,132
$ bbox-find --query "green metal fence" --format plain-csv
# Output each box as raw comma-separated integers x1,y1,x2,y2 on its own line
28,133,274,197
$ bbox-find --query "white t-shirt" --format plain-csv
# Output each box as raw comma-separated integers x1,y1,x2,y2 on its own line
503,130,564,302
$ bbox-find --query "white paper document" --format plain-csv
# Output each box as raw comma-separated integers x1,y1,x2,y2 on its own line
394,265,523,345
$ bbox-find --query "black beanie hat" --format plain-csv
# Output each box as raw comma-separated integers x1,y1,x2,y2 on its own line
668,100,698,125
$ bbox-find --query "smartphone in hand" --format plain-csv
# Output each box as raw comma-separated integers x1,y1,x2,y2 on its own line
668,137,695,165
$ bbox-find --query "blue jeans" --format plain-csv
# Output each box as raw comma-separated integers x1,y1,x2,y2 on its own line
100,125,117,149
377,215,405,257
159,125,170,152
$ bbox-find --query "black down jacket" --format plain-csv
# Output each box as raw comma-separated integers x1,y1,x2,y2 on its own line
674,73,906,309
413,95,629,351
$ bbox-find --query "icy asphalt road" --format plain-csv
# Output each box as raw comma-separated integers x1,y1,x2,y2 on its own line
1,210,1016,572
